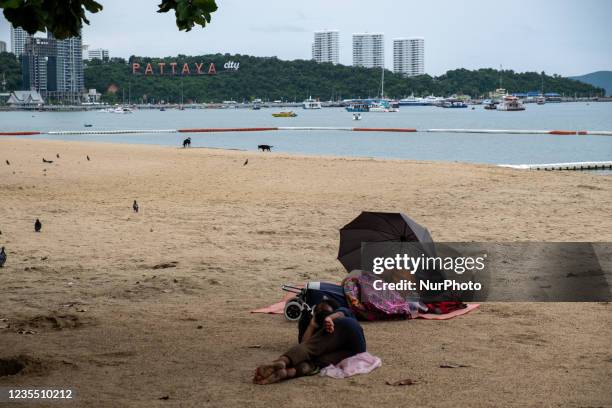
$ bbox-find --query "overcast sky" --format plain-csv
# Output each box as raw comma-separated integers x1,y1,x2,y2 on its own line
1,0,611,76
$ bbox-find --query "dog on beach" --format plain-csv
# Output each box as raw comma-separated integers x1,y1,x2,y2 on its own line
183,137,192,148
258,144,273,152
0,247,6,268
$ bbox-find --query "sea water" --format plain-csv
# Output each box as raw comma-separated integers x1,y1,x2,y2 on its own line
1,102,611,165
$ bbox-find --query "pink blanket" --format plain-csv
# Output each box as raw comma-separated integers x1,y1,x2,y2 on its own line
319,352,382,378
251,297,480,320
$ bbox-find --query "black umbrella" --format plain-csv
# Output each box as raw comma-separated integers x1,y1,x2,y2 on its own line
337,211,435,272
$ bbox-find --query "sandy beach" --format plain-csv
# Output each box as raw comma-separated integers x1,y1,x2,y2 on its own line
0,137,610,407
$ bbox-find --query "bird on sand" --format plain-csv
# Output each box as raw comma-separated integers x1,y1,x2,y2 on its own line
243,159,248,166
56,153,60,159
86,155,90,161
133,200,139,213
0,247,6,268
34,219,42,232
42,158,53,164
5,160,9,165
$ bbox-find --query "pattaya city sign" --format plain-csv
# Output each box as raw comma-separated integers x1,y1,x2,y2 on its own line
132,60,240,76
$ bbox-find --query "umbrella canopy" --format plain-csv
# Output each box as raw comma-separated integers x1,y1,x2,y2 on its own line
337,211,435,272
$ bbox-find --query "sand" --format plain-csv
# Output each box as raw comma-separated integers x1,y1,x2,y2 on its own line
0,137,610,407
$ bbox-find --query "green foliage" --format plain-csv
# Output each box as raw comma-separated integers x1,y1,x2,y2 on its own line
0,51,22,91
1,0,217,39
83,54,606,104
158,0,218,31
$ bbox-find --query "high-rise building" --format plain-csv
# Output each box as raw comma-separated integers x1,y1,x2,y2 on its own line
87,48,110,61
393,37,424,77
0,40,6,53
21,32,84,102
21,37,58,94
312,30,339,65
51,33,84,96
10,25,31,56
352,33,384,69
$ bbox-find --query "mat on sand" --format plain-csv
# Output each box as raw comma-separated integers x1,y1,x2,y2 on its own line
251,293,480,320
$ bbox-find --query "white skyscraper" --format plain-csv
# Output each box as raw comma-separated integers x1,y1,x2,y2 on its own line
352,33,384,68
87,48,110,61
10,25,31,56
393,37,425,77
312,30,339,64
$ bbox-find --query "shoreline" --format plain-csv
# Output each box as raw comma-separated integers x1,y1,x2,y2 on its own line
3,136,612,172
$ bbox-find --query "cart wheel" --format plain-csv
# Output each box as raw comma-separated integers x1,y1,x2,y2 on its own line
284,299,303,321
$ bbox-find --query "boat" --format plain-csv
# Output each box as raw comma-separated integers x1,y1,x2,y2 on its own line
399,95,429,106
84,124,93,127
536,96,546,105
352,113,362,121
303,97,322,109
497,95,525,111
369,99,399,112
272,111,297,117
346,101,369,112
484,101,498,110
110,106,133,114
252,104,261,110
441,99,468,108
160,107,166,111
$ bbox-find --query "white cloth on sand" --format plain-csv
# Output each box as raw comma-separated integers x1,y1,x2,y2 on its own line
319,352,382,379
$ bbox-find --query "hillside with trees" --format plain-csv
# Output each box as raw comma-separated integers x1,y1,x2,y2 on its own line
0,52,23,92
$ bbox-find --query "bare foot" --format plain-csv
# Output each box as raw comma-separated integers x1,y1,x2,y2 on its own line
255,368,288,385
253,360,285,383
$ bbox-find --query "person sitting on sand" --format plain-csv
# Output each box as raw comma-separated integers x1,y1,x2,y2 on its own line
253,298,366,384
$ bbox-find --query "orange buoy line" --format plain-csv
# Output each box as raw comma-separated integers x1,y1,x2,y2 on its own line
0,131,41,136
1,128,611,136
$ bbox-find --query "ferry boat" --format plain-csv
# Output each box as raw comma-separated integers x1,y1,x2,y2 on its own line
303,97,322,109
272,111,297,117
497,95,526,111
536,95,546,105
399,95,428,106
483,100,498,110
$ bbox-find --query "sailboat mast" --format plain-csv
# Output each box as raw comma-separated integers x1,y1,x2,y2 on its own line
381,66,385,99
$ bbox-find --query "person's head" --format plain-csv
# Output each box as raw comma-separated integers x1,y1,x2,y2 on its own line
313,296,339,326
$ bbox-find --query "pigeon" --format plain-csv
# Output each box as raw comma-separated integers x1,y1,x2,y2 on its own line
34,219,42,232
56,153,60,159
0,247,6,268
133,200,139,213
86,155,90,161
5,160,9,165
42,158,53,164
243,159,248,166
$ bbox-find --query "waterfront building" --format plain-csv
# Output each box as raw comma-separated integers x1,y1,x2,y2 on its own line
393,37,424,76
6,90,45,106
352,33,384,68
10,25,31,56
312,30,339,64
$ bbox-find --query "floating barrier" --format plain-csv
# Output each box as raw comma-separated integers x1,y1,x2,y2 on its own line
3,127,611,136
179,127,278,133
499,161,612,171
0,131,41,136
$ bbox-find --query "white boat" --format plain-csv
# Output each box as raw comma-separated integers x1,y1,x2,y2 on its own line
369,100,398,112
303,97,322,109
536,95,546,105
352,113,362,121
399,95,428,106
497,95,525,111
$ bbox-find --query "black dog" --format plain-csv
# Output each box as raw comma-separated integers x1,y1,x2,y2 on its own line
258,144,273,152
183,137,192,148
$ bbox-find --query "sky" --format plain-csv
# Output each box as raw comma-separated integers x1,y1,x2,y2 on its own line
1,0,611,76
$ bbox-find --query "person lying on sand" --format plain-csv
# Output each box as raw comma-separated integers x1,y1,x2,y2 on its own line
253,298,366,384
